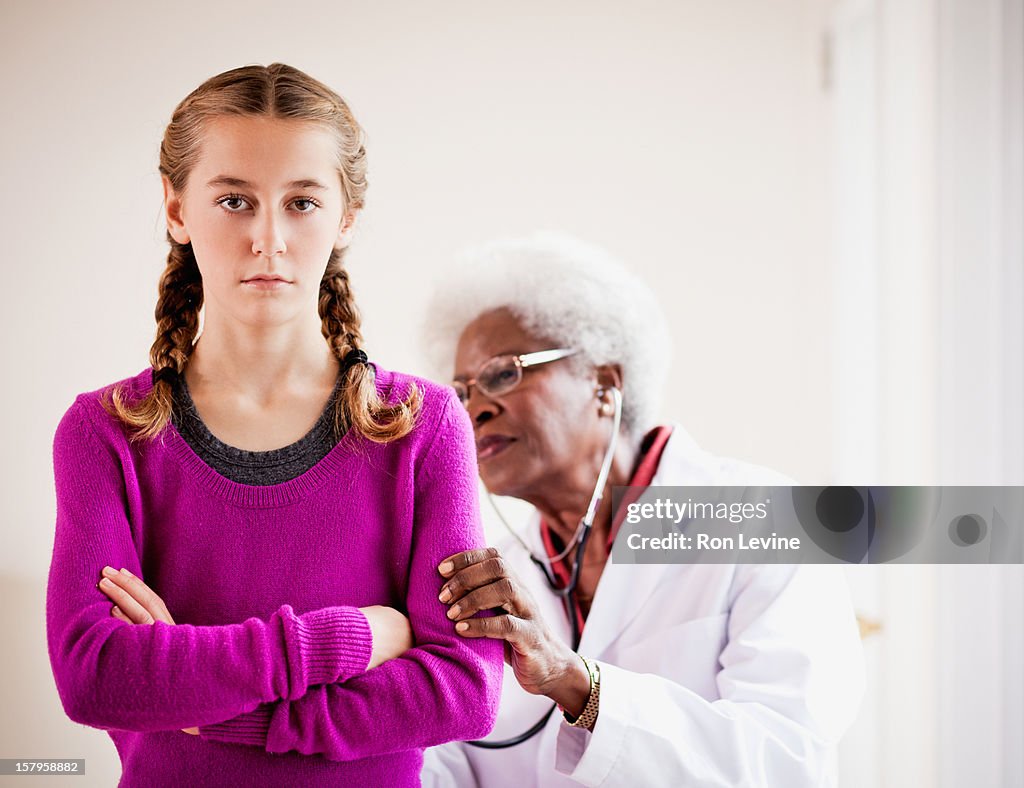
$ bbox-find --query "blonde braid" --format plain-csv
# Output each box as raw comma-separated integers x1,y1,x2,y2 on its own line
320,254,420,442
101,240,203,442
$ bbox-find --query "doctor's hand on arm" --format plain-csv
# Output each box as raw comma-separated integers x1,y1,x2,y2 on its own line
96,567,414,733
438,548,592,724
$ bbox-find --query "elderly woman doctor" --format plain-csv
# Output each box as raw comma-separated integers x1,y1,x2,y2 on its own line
422,234,864,787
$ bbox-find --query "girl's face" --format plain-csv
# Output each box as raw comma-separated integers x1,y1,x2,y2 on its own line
162,115,354,329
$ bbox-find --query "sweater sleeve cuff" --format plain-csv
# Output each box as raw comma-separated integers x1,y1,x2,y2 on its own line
293,606,373,687
200,704,274,747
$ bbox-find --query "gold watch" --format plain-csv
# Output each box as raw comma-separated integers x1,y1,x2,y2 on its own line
563,655,600,729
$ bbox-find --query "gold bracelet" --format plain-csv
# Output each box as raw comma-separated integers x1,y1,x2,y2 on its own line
563,655,601,729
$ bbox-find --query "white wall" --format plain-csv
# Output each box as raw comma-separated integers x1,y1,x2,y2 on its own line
829,0,1024,785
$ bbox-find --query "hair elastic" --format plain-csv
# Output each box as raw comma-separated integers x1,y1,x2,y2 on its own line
151,367,179,387
340,348,369,377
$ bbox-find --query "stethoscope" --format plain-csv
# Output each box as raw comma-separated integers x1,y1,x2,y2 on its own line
467,387,622,749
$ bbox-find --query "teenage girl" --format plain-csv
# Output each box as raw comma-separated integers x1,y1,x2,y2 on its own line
47,63,501,787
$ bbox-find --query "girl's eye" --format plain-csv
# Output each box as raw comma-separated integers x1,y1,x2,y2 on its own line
292,197,321,213
216,194,251,212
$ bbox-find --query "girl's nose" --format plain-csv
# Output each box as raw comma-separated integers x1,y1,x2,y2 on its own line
252,212,287,257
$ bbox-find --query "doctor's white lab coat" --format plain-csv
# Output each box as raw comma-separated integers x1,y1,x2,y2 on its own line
422,425,865,787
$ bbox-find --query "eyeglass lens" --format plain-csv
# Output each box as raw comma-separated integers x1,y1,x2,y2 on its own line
453,356,523,405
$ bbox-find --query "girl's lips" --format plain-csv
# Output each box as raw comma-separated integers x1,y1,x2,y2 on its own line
476,434,514,461
242,279,290,290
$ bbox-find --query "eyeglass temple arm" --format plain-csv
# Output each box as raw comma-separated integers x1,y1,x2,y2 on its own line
518,348,578,368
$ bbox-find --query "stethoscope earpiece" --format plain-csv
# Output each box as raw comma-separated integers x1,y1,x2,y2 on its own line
597,386,620,417
601,387,621,416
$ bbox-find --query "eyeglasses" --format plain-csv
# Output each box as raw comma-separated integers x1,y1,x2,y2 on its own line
453,348,578,407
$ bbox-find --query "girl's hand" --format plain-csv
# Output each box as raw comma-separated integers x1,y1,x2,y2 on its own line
437,549,591,717
359,605,413,668
96,566,198,734
97,566,175,625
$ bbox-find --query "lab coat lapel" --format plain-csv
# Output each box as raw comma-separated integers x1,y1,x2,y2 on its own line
577,543,672,658
578,427,700,658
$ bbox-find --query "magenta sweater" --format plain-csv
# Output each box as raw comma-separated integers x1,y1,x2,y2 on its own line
47,366,502,787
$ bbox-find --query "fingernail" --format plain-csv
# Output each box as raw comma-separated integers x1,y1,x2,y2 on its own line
100,578,113,588
102,566,117,578
112,606,121,615
447,604,461,620
455,622,469,632
120,568,133,577
438,561,453,575
438,587,452,603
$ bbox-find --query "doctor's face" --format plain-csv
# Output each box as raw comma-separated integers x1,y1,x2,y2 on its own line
454,308,605,503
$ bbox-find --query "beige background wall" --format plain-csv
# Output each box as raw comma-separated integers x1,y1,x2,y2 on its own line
0,1,1020,786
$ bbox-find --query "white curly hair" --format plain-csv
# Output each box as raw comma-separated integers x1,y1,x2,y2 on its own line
424,232,672,438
